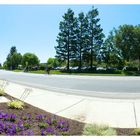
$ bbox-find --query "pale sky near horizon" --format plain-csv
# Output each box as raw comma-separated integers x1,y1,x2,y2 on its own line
0,5,140,64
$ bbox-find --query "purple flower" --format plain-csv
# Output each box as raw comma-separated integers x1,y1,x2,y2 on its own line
41,129,45,135
60,127,69,132
23,121,31,130
46,118,53,125
57,121,65,128
9,113,16,122
0,112,9,120
0,121,4,133
0,111,70,136
4,122,17,135
21,113,32,120
17,121,24,131
46,127,54,133
56,120,69,132
36,114,43,120
26,113,32,120
27,130,34,136
40,127,55,136
22,129,34,136
0,114,3,119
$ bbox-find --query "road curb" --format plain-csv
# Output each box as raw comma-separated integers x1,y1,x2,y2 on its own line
0,79,139,128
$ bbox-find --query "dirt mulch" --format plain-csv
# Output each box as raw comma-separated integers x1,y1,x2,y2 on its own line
0,94,85,135
0,93,136,136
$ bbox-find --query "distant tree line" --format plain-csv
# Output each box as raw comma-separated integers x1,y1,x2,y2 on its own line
101,25,140,70
3,46,40,71
3,46,22,70
2,46,60,71
2,6,140,72
55,6,140,71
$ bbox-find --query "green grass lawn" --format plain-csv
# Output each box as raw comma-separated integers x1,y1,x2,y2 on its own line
13,70,23,72
26,70,124,76
12,69,140,76
28,70,46,74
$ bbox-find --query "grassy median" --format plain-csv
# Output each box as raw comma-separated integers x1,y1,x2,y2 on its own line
13,69,140,76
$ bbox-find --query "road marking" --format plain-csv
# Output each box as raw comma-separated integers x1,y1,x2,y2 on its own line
2,70,140,81
133,102,138,128
49,75,140,81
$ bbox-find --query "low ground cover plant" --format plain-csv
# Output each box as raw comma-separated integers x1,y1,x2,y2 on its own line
83,124,117,136
0,111,69,136
7,100,24,109
0,94,84,136
132,128,140,135
1,94,137,136
0,88,5,96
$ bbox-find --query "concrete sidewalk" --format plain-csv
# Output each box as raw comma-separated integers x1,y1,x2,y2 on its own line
0,96,9,103
1,79,140,128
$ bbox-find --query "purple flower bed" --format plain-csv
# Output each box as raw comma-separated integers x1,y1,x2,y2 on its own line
0,111,69,136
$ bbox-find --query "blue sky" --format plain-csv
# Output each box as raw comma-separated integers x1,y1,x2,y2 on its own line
0,5,140,64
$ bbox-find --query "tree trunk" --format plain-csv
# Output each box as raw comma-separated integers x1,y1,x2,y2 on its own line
138,56,140,71
79,47,82,71
79,26,82,71
67,33,70,71
67,45,69,71
90,48,93,69
90,31,94,69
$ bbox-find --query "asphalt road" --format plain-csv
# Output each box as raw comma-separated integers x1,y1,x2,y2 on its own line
0,70,140,99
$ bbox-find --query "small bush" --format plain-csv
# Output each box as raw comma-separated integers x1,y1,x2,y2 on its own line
132,128,140,135
83,124,117,136
38,122,48,129
8,100,24,109
0,88,5,96
23,122,31,129
39,63,46,70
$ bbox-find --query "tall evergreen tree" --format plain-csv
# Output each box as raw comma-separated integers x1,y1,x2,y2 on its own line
55,8,77,70
87,6,104,69
76,12,89,70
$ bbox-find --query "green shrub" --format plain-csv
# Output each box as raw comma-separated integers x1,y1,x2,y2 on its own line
132,128,140,135
0,88,5,96
23,122,31,129
8,100,24,109
38,122,48,129
83,124,117,136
